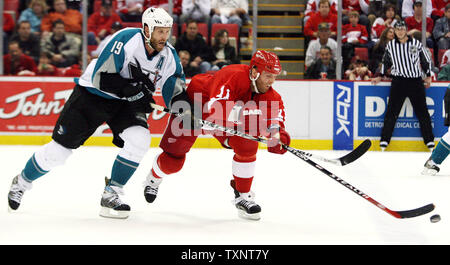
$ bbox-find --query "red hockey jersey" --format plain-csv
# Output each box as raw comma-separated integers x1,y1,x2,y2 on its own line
186,64,286,137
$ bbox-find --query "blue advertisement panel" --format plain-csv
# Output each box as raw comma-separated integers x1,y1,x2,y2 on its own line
333,82,354,150
357,84,447,138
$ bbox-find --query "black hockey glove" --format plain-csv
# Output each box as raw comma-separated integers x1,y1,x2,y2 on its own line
170,90,202,130
122,82,155,114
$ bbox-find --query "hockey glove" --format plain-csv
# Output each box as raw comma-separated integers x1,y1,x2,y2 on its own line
267,129,291,155
170,90,202,130
123,82,155,114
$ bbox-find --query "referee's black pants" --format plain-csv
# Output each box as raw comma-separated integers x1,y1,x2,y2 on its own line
380,76,434,145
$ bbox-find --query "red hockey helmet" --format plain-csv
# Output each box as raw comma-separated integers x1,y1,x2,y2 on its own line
250,50,282,75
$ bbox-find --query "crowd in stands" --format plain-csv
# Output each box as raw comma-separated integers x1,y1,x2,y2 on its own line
2,0,248,77
304,0,450,81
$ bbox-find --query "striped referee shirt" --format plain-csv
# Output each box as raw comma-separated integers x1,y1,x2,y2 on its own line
380,36,432,78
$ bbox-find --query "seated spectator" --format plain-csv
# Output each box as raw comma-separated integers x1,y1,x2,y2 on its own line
179,50,200,78
210,29,240,71
342,11,369,70
36,52,58,76
9,21,41,64
345,59,372,80
433,4,450,50
175,19,215,73
305,22,337,68
18,0,49,35
41,19,81,68
371,3,398,43
3,12,15,54
438,63,450,80
304,0,338,40
150,0,182,24
116,0,149,22
440,49,450,68
305,46,337,79
402,0,432,18
342,0,371,34
88,0,123,45
41,0,83,42
405,1,435,48
91,21,124,57
211,0,251,28
3,41,37,76
180,0,211,25
304,0,337,24
369,26,395,73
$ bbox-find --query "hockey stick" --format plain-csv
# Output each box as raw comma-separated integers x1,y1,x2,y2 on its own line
150,103,371,166
151,103,435,219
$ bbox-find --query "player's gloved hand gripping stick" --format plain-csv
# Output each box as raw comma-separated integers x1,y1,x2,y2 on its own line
151,102,435,219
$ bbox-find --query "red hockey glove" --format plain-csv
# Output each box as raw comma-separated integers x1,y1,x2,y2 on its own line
267,129,290,155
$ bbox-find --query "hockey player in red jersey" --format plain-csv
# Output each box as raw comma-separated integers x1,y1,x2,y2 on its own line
143,50,291,220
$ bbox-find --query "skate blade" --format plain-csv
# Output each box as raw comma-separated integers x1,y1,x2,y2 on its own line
421,167,438,176
99,207,129,219
237,209,261,221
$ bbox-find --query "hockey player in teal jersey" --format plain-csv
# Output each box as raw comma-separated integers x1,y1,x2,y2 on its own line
7,7,186,219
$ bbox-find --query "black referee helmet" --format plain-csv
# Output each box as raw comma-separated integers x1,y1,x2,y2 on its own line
394,20,407,29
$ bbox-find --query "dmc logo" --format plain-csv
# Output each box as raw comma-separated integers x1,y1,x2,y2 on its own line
335,84,351,137
365,96,435,118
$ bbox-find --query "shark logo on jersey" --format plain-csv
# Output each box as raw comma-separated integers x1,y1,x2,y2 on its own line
129,62,162,86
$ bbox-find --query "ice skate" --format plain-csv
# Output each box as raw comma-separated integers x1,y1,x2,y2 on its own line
422,157,440,176
143,173,163,203
8,174,32,212
230,180,261,220
99,178,130,219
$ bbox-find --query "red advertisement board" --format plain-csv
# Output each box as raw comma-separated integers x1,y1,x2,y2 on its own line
0,77,169,135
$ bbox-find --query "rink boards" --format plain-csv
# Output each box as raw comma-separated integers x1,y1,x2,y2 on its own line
0,76,449,151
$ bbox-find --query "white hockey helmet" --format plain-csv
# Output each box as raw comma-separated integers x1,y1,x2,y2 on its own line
141,7,173,46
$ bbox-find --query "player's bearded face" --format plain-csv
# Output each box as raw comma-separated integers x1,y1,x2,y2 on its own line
148,26,171,51
254,70,277,93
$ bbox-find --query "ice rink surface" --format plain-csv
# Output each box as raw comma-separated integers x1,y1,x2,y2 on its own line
1,144,450,245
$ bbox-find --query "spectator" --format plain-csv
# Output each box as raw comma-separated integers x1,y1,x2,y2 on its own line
41,19,81,68
371,3,398,43
175,19,215,73
41,0,83,41
305,22,337,67
345,59,372,80
433,4,450,50
305,46,337,79
369,26,395,73
431,0,447,20
36,52,58,76
211,0,251,28
116,0,149,22
437,63,450,80
3,12,15,54
150,0,182,24
91,21,124,57
342,0,371,34
210,29,240,71
9,21,41,64
180,0,211,25
179,50,200,77
440,49,450,68
342,11,369,70
18,0,49,35
304,0,338,40
3,41,37,76
304,0,337,24
402,0,432,18
88,0,123,45
405,0,435,48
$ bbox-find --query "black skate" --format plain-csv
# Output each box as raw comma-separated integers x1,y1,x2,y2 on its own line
8,174,32,212
422,157,440,176
143,174,163,203
230,180,261,220
99,178,130,219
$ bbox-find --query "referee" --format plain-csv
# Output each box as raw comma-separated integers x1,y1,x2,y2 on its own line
371,20,434,151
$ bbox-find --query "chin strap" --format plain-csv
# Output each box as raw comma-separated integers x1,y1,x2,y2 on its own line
249,72,261,93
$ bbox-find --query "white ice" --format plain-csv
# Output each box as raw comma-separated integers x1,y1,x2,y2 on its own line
1,144,449,245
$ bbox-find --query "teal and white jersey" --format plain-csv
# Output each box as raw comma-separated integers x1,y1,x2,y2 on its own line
77,28,185,107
